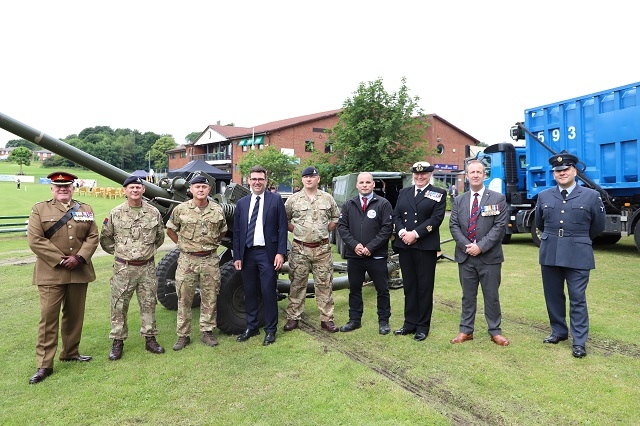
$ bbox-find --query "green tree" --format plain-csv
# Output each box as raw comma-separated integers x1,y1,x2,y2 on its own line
331,77,431,172
150,136,177,170
9,146,32,174
6,139,39,151
238,146,298,188
185,132,201,144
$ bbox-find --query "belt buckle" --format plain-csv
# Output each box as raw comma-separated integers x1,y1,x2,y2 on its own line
558,229,564,237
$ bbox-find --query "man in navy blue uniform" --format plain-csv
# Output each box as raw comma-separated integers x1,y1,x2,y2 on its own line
392,161,446,341
337,172,394,335
535,152,605,358
233,165,288,346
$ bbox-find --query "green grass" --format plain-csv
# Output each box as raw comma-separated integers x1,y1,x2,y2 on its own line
2,161,640,424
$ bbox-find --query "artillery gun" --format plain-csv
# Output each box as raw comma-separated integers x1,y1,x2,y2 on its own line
1,111,403,334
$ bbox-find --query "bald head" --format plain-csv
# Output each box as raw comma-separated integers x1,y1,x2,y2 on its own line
357,172,374,196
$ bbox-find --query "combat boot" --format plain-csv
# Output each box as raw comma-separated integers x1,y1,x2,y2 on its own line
145,336,165,354
201,331,219,347
109,339,124,361
172,336,191,351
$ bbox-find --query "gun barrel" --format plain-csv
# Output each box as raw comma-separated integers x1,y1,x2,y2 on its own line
0,111,170,199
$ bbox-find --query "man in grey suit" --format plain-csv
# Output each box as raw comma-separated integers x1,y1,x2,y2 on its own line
449,160,510,346
536,152,605,358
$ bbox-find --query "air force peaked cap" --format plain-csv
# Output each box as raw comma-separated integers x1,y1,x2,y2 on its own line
549,151,579,171
123,176,144,187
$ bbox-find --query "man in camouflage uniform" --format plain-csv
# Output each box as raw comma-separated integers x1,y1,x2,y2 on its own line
166,175,227,350
283,166,340,333
100,176,166,361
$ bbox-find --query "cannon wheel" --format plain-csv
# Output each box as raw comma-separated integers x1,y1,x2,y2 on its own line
216,260,265,335
156,248,201,310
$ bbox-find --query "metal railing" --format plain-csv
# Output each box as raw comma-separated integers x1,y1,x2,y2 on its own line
0,215,29,234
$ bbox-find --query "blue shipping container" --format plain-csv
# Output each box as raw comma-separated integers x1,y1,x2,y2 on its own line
524,82,640,198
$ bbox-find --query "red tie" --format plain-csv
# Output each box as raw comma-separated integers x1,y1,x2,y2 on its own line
468,193,479,243
362,196,368,213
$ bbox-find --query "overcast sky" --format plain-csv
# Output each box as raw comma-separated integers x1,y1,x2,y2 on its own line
1,1,637,150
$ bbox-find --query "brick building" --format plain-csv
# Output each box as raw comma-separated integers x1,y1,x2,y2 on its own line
166,110,480,190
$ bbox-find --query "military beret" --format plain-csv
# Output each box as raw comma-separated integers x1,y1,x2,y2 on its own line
411,161,434,173
123,176,144,187
301,166,319,177
549,151,578,171
47,171,78,185
190,175,209,185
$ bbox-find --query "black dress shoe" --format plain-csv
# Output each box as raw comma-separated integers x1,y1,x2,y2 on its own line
263,332,276,346
29,368,53,384
543,334,568,344
379,323,391,335
572,345,587,358
394,327,416,336
339,320,361,332
237,328,260,342
414,332,427,341
60,355,92,362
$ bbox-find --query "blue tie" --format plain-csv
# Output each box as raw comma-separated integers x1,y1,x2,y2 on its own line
246,196,260,247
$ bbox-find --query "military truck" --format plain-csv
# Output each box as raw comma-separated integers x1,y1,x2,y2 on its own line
0,112,403,334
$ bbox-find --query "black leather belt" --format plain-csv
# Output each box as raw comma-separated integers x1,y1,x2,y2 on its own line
115,257,154,266
186,251,214,257
293,238,329,248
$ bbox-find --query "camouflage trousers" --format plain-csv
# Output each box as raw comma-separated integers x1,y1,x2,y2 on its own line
287,242,334,321
175,253,220,337
110,261,158,340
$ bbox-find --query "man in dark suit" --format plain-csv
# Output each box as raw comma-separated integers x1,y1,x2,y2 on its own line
535,152,605,358
233,165,288,346
392,161,447,341
449,160,510,346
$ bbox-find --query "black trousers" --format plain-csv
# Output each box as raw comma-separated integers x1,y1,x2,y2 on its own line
398,249,437,334
346,257,390,323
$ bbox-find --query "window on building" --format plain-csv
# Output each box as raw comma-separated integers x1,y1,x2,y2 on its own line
305,140,314,152
180,152,186,158
324,142,333,153
242,145,247,152
170,154,176,159
437,144,445,154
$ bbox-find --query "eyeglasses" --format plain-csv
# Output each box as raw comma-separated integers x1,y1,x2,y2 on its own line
249,178,266,182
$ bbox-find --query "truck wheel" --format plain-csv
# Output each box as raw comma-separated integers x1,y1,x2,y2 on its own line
329,229,336,244
156,248,201,310
335,232,342,255
502,234,512,244
530,225,541,247
216,260,265,335
593,235,621,245
634,221,640,254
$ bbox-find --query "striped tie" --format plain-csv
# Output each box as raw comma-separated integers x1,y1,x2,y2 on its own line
362,196,367,213
467,193,479,243
246,196,260,247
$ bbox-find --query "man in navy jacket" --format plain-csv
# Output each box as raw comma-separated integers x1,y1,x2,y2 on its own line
337,172,394,335
233,165,288,346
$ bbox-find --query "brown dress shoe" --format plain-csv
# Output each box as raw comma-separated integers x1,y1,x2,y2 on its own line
29,368,53,384
283,319,299,332
491,334,510,346
321,321,339,333
109,339,124,360
450,332,474,344
145,336,165,354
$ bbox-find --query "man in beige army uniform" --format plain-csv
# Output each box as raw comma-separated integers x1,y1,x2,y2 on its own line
27,171,99,384
100,176,166,361
283,166,341,333
166,175,227,350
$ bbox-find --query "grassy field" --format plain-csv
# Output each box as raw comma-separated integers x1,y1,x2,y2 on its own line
1,162,640,425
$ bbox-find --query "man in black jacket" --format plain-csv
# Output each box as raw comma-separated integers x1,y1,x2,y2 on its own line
338,172,394,335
